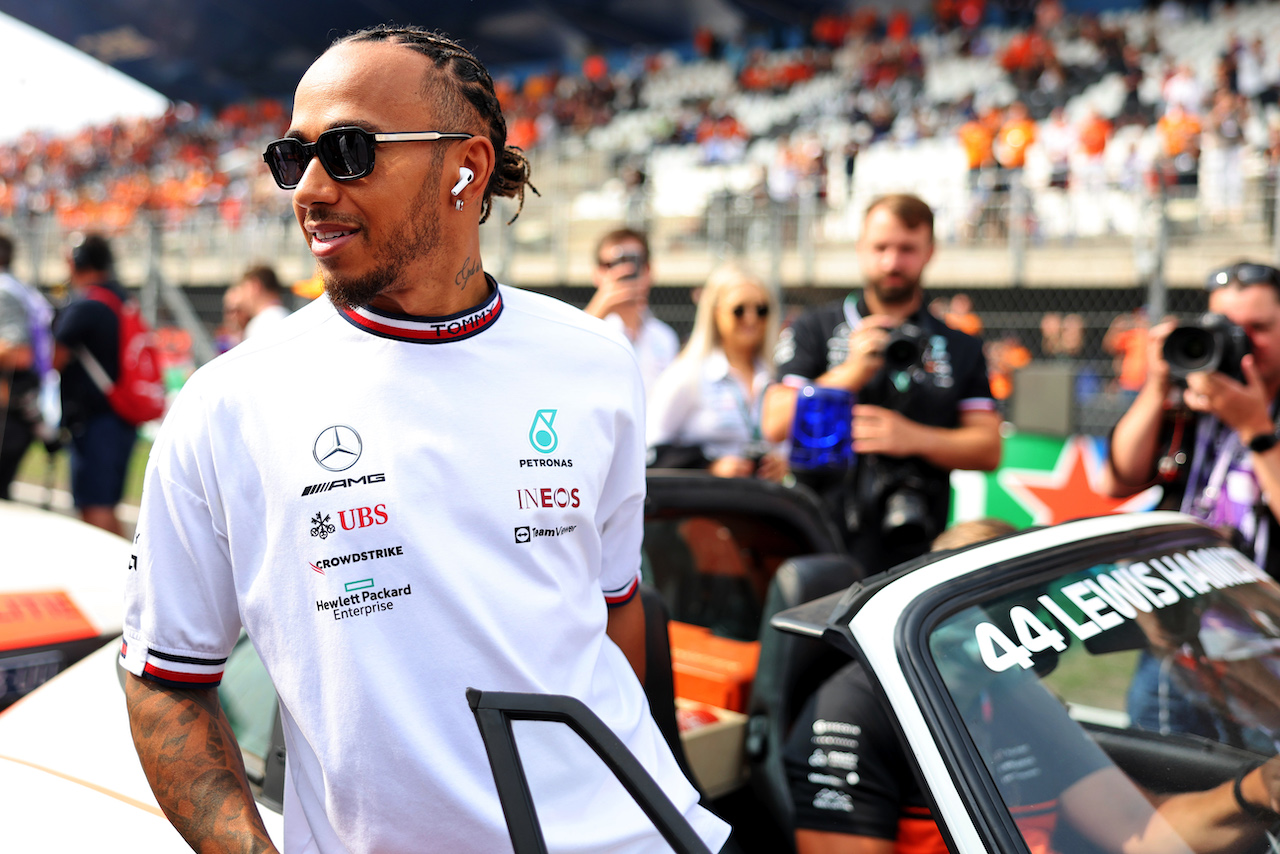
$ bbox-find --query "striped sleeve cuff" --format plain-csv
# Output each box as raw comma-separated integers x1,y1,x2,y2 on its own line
959,397,997,412
603,574,640,608
120,635,227,687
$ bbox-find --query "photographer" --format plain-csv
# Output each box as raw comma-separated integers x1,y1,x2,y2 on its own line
761,195,1001,572
585,227,679,396
1104,261,1280,582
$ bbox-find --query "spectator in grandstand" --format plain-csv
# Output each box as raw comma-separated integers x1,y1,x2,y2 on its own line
1237,37,1278,107
1039,107,1076,189
0,233,54,499
585,227,679,395
647,261,786,479
122,24,730,854
958,108,999,239
51,234,135,535
232,264,290,340
1158,101,1203,187
1163,63,1205,115
995,101,1037,174
1076,108,1113,195
761,194,1001,573
1000,27,1054,92
1205,89,1248,224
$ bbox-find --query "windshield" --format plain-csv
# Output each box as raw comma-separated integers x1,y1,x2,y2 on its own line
928,542,1280,854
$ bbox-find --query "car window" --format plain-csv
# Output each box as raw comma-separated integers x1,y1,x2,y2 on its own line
927,542,1279,854
644,512,813,641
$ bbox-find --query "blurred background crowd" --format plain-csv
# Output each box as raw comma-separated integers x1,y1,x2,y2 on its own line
4,0,1280,441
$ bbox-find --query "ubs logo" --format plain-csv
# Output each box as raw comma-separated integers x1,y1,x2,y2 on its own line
314,426,362,472
339,505,389,530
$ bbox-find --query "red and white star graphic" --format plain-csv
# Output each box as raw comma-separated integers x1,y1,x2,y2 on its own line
999,436,1162,525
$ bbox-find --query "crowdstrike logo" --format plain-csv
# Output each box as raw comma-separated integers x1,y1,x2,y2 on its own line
309,544,405,575
528,410,558,454
313,425,363,472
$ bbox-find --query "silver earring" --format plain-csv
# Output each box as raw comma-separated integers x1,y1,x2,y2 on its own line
455,199,464,210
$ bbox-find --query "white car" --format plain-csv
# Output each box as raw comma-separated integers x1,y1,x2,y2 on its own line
0,501,283,850
0,501,132,708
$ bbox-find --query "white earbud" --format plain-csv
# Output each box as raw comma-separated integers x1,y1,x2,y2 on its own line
451,167,474,196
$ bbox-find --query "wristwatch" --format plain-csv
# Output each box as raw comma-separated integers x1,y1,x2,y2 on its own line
1248,433,1279,454
1233,763,1280,823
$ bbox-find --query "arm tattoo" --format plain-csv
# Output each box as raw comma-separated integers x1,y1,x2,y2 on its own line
454,255,482,291
126,676,277,854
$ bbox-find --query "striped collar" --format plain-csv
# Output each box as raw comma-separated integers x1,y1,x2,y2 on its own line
337,278,503,344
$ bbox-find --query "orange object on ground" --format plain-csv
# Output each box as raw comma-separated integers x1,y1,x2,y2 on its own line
0,591,97,651
668,621,760,712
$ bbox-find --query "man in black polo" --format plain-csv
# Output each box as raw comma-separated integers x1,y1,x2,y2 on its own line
761,194,1001,572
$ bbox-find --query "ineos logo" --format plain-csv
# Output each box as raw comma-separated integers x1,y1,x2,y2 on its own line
313,425,362,472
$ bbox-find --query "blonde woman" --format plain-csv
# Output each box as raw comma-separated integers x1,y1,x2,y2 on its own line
647,262,787,480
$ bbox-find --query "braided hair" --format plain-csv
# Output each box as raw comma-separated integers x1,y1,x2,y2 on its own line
333,25,537,224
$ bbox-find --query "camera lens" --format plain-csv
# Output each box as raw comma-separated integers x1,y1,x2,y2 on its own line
1163,326,1219,377
884,337,918,367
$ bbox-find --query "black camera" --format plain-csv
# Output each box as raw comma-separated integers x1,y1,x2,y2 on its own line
1163,313,1251,383
849,456,944,547
883,322,925,371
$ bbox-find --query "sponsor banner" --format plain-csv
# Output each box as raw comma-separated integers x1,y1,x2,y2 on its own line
950,433,1162,529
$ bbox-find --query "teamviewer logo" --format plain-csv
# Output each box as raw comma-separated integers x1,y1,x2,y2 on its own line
514,526,531,544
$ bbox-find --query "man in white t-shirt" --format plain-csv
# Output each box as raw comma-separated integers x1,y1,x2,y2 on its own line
236,264,290,340
121,24,728,854
585,228,679,395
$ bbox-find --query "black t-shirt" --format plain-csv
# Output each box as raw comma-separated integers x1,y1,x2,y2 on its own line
785,660,1112,847
53,280,124,427
774,296,994,566
784,660,933,840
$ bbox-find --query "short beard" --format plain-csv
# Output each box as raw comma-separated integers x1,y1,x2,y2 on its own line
323,172,442,312
868,272,921,307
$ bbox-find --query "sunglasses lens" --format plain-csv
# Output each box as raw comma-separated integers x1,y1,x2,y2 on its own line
267,140,308,188
317,129,373,180
757,304,770,318
1238,264,1276,286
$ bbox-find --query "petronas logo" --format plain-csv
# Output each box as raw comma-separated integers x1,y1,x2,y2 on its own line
529,409,558,454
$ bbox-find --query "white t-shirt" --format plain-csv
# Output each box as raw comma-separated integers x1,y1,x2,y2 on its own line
647,348,774,462
122,283,728,854
602,311,679,396
244,303,290,339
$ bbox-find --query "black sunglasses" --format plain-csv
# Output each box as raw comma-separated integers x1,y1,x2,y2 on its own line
1206,262,1280,291
731,303,770,319
263,126,474,189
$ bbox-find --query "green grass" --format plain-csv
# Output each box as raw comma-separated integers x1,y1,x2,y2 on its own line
15,435,152,505
1041,644,1140,712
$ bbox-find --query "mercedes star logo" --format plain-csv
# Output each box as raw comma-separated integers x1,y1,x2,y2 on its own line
313,425,363,472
